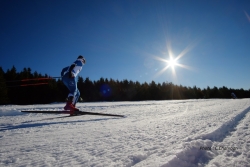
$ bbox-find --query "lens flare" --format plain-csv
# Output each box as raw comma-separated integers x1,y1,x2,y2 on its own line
244,11,250,22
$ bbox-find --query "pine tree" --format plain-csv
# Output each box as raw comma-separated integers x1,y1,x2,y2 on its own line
0,67,9,104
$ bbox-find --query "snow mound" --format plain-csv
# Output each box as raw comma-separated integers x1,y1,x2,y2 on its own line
126,153,148,167
161,140,215,167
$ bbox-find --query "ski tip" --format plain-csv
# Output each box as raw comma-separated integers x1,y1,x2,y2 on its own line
119,115,126,118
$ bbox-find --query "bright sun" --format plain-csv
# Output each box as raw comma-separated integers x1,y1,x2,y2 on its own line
152,41,194,79
168,57,177,68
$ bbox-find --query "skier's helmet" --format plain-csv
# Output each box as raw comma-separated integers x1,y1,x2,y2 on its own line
78,55,86,64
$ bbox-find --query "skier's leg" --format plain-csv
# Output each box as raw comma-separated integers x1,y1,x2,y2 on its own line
73,89,80,106
62,77,79,112
67,78,77,98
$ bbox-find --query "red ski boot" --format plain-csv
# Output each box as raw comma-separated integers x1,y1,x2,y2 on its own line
64,96,79,115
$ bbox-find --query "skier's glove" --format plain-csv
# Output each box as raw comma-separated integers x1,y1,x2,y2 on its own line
69,72,75,78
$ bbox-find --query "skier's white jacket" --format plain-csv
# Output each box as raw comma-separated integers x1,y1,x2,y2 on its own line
61,59,84,78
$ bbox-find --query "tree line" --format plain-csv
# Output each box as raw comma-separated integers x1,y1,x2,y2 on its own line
0,66,249,105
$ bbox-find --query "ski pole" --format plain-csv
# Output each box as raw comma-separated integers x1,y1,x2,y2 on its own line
3,77,61,83
7,83,49,87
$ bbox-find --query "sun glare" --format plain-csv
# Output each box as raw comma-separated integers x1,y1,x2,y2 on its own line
168,57,177,68
152,41,194,79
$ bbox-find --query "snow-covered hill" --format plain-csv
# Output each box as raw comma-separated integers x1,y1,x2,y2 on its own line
0,99,250,167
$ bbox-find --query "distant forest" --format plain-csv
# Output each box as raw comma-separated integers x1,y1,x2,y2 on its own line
0,66,250,105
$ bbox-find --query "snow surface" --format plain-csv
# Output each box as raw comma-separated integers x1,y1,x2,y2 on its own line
0,99,250,167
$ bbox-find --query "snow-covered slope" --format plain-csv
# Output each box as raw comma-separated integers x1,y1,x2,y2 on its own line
0,99,249,167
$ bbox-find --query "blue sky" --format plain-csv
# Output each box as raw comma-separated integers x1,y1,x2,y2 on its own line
1,0,250,90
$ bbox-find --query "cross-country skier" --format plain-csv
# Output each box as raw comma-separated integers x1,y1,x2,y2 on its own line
61,55,86,114
231,92,237,99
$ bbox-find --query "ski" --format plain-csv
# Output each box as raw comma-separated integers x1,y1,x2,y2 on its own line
21,110,125,118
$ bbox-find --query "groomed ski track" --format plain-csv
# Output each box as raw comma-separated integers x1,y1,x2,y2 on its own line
0,99,250,167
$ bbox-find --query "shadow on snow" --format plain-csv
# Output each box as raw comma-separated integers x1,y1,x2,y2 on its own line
0,117,120,132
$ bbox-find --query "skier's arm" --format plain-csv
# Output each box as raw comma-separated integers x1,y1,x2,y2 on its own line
68,63,76,78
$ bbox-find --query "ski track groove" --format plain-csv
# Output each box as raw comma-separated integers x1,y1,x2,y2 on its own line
205,110,250,167
161,103,250,167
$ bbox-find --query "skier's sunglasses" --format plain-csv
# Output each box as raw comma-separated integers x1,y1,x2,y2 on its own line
81,58,86,64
